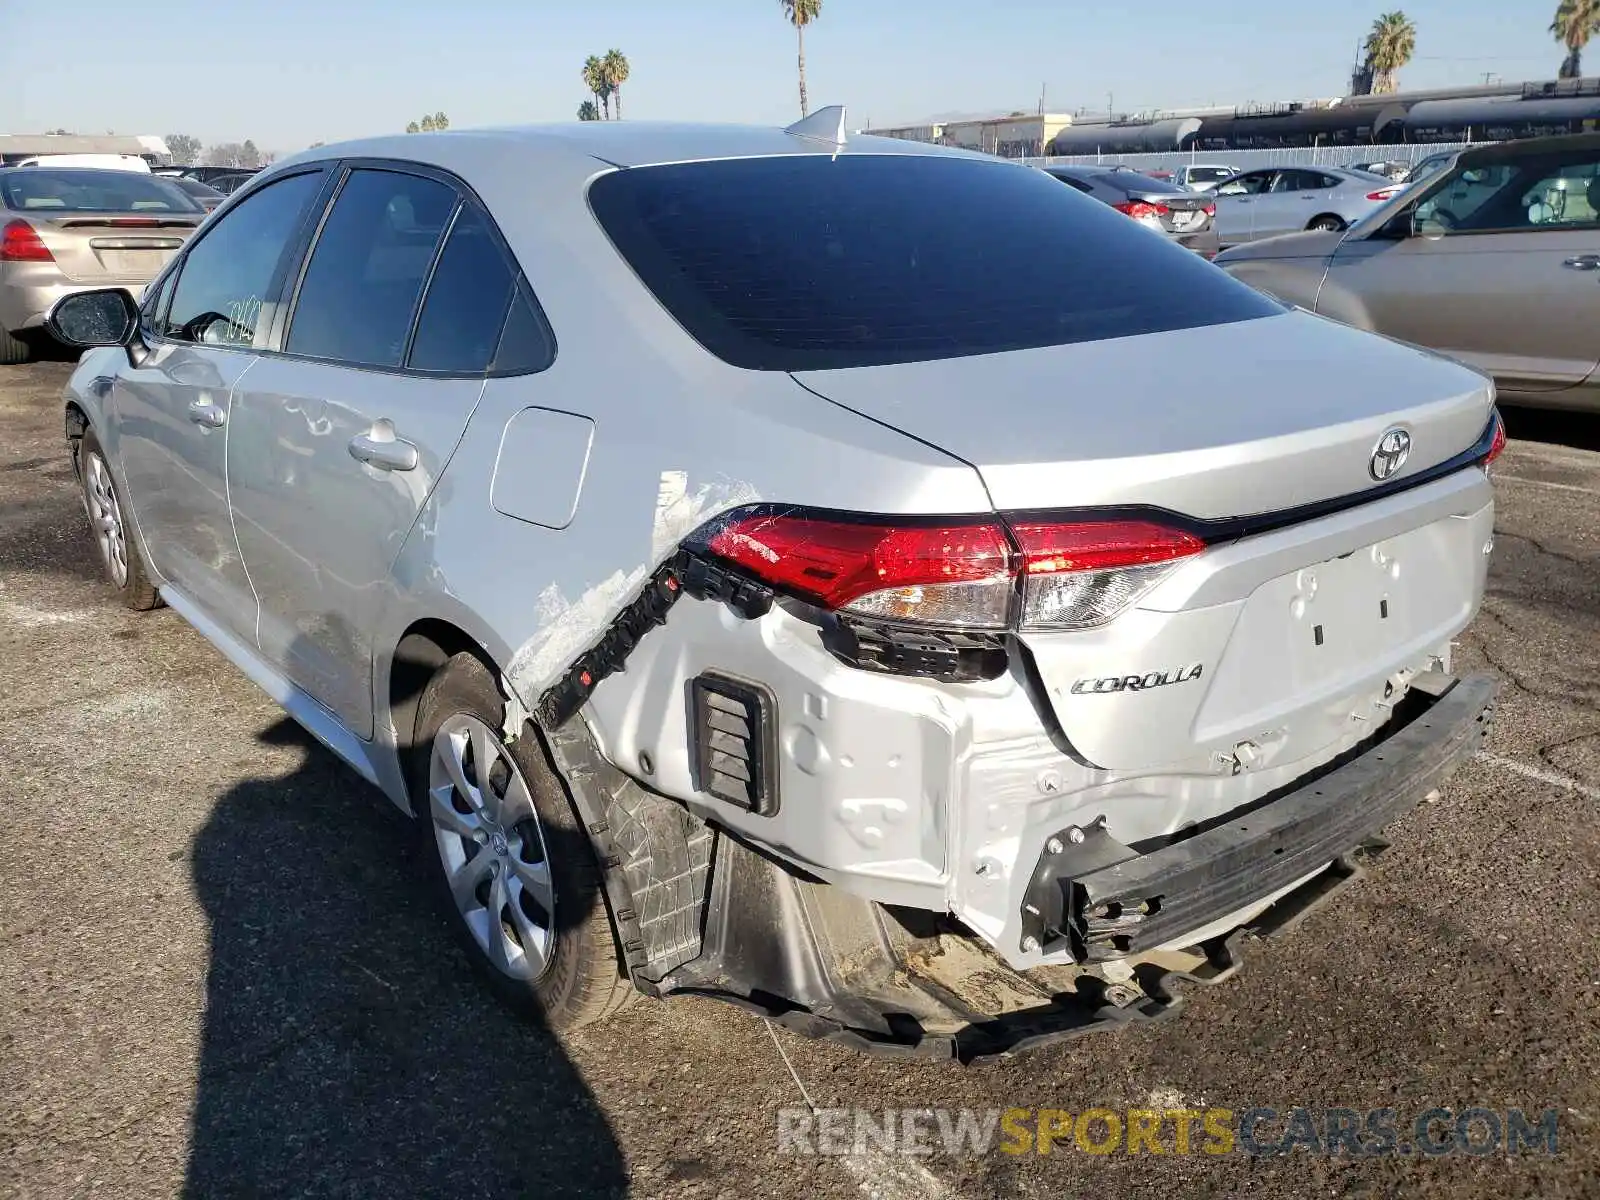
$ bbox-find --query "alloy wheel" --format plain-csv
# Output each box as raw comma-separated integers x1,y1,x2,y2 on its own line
85,452,129,588
428,713,557,981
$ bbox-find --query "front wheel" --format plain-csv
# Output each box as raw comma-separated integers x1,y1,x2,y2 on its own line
1307,214,1347,233
409,653,637,1031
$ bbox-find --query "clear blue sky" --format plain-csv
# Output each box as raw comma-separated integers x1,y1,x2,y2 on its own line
1,0,1564,153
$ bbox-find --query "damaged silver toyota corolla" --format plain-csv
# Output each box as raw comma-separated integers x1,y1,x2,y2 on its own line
53,111,1501,1060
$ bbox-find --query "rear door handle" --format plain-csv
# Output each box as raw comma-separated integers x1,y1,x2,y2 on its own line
348,421,418,472
187,398,225,428
1562,254,1600,270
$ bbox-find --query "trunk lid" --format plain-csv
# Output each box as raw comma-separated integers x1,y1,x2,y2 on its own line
790,308,1491,520
792,308,1496,774
32,214,198,283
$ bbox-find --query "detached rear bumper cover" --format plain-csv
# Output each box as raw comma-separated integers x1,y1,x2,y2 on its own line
626,673,1496,1061
1024,672,1500,962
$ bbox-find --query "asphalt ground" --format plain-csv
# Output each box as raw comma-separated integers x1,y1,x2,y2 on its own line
2,356,1598,1199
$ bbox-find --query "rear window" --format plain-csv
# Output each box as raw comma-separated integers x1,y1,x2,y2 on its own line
0,168,202,214
588,154,1279,371
1100,172,1194,197
1188,167,1234,183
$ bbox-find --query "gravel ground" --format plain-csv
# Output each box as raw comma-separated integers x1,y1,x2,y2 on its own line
2,358,1597,1199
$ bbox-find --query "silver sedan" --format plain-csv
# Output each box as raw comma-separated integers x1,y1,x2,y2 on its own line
1211,165,1405,247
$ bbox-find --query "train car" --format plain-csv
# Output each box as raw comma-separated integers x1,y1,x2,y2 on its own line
1046,117,1201,156
1191,101,1407,151
1403,93,1600,143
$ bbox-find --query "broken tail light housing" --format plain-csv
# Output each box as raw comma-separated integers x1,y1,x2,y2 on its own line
1011,520,1205,630
695,509,1205,633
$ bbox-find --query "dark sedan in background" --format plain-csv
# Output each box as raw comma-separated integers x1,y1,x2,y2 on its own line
1041,164,1220,257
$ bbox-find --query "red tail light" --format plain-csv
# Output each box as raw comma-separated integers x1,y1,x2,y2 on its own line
0,220,53,262
1366,189,1400,201
698,510,1205,630
1203,202,1216,216
1485,413,1507,466
1113,201,1169,220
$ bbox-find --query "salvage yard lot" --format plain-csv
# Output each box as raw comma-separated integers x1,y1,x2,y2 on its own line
2,357,1598,1199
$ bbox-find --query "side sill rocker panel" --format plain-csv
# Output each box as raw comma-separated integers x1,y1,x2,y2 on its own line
159,584,388,791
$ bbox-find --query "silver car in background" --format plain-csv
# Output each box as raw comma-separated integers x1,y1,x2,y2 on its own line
0,167,202,363
1212,164,1405,246
1043,164,1220,255
49,118,1500,1060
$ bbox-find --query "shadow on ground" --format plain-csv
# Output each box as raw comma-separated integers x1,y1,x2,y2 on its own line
185,717,627,1198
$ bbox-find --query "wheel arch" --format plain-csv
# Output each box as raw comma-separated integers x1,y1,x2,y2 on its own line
1307,212,1347,231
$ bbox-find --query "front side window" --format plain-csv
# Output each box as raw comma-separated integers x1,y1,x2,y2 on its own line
1219,171,1273,195
162,171,324,347
1411,155,1600,234
588,154,1280,371
285,169,456,368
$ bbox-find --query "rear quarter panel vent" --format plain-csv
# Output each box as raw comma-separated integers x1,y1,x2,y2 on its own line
689,672,779,816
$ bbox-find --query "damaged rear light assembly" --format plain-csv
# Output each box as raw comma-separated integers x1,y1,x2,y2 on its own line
696,508,1205,633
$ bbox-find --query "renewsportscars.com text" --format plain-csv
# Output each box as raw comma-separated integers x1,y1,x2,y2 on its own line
776,1106,1560,1158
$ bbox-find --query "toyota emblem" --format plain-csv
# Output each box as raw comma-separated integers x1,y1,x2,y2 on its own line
1369,428,1412,481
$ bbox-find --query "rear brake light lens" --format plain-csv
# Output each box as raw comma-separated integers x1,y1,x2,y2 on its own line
1113,201,1169,220
1203,202,1216,216
0,220,52,262
1367,189,1400,201
697,510,1205,631
703,512,1014,627
1485,413,1507,467
1011,521,1204,629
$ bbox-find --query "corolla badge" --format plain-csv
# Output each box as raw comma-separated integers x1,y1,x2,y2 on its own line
1369,427,1412,481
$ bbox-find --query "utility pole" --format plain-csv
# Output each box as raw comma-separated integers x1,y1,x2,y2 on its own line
1107,91,1114,120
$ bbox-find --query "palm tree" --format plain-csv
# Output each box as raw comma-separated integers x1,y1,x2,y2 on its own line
602,49,630,120
1552,0,1600,78
432,111,450,130
1363,12,1417,95
582,55,612,119
779,0,822,118
578,100,600,121
406,121,420,134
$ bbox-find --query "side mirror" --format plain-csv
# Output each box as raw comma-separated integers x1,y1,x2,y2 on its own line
46,289,145,361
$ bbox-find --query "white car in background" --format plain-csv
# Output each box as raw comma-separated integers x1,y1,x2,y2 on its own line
1212,165,1404,245
1170,163,1240,191
10,154,151,173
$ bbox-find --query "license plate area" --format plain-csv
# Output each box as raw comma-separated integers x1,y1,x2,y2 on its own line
91,245,179,276
1193,524,1479,741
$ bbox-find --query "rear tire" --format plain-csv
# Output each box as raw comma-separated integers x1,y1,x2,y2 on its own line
1307,214,1347,233
408,652,637,1031
79,429,160,610
0,325,32,365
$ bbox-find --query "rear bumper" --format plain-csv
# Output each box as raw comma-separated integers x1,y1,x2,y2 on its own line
640,672,1496,1060
1020,672,1498,960
0,273,145,333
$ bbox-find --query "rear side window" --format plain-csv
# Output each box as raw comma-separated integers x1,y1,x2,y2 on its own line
286,169,456,368
589,155,1279,370
407,206,515,374
163,171,325,346
0,169,202,214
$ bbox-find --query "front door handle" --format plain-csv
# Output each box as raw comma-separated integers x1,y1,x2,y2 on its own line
1562,254,1600,270
187,398,225,428
348,421,418,472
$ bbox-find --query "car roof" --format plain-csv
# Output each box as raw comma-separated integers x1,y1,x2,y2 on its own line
1459,130,1600,167
273,122,1000,178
